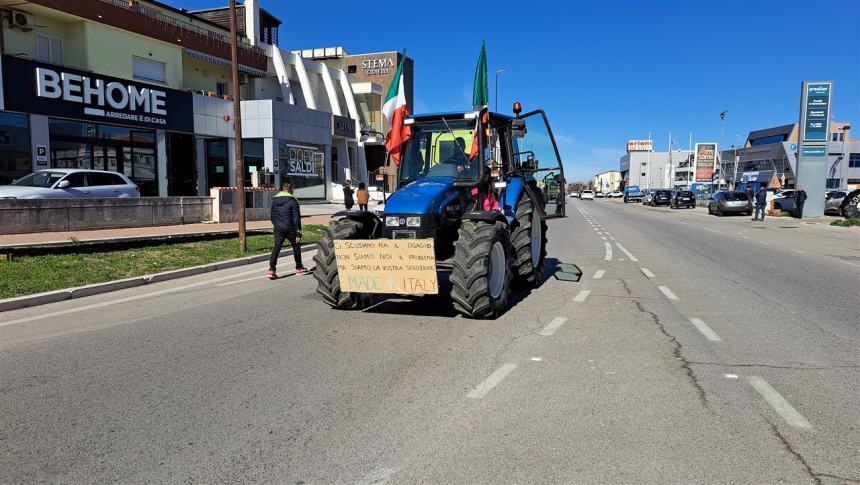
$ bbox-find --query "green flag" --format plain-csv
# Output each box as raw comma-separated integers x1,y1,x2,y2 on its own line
472,42,488,109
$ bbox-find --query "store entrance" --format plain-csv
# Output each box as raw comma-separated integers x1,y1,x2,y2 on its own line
167,133,196,196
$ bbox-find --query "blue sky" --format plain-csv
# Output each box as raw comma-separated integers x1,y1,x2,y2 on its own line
175,0,860,182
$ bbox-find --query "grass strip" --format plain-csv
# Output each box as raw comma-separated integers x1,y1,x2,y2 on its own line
0,225,324,300
831,218,860,227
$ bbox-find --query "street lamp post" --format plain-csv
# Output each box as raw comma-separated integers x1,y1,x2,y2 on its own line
719,110,727,191
495,69,508,112
840,125,851,190
229,0,246,252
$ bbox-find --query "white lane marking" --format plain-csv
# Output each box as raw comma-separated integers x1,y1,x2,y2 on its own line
614,242,639,262
725,374,739,379
689,318,722,341
759,241,771,245
675,220,688,225
609,236,616,241
467,363,518,399
601,236,607,240
539,317,568,336
216,275,272,287
593,270,605,279
658,286,679,300
573,290,591,302
640,268,655,278
0,263,283,328
531,357,543,362
840,261,860,267
741,235,751,239
604,242,613,261
791,249,807,254
703,227,722,233
748,376,813,429
358,466,399,485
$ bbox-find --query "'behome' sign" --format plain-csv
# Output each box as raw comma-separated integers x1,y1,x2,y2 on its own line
1,55,193,132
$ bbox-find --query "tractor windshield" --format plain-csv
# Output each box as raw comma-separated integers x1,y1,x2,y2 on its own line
398,119,480,184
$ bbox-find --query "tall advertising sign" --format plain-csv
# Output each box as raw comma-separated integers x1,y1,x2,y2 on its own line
694,143,717,183
795,81,832,217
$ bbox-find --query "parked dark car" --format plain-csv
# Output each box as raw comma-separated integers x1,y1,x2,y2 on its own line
648,189,671,206
670,190,696,209
708,191,752,216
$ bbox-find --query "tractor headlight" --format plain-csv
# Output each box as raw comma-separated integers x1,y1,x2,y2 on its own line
406,216,422,227
385,216,400,227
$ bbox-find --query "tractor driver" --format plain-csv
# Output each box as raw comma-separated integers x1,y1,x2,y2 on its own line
448,137,477,178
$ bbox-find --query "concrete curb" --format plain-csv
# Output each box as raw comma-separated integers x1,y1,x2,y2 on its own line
0,245,316,313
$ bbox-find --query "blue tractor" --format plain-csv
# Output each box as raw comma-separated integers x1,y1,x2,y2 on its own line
314,104,566,318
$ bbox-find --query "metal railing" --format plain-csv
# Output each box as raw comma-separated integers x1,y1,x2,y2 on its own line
99,0,265,55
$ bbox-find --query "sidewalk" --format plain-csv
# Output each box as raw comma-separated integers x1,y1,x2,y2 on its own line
0,209,340,249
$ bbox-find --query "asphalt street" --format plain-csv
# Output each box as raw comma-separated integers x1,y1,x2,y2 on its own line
1,199,858,483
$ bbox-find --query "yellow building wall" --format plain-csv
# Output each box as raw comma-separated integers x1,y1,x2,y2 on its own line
84,22,184,88
183,56,232,95
3,13,87,70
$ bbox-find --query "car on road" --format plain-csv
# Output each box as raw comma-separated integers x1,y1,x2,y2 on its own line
708,191,752,216
623,185,644,203
569,191,579,198
580,190,595,200
642,190,654,205
670,190,696,209
609,191,623,198
0,169,140,199
825,191,847,216
595,191,605,198
647,189,671,206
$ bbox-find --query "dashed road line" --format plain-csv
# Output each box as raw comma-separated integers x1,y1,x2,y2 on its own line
467,363,518,399
601,236,607,240
573,290,591,302
759,241,771,245
614,242,639,262
358,466,399,485
609,236,616,241
791,249,807,254
593,270,605,279
640,268,655,278
748,376,813,429
657,286,679,300
604,242,613,261
689,318,722,341
539,317,568,336
840,261,860,267
703,227,722,234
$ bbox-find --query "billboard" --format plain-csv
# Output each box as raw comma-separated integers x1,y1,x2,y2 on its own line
801,82,831,142
626,140,653,152
695,143,718,183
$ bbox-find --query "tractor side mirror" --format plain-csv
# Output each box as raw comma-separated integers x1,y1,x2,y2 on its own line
521,155,537,171
511,118,526,138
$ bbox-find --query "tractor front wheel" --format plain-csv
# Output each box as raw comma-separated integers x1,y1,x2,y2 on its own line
313,219,371,310
451,221,513,319
511,195,547,288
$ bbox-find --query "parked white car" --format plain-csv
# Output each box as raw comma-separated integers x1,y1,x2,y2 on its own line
0,169,140,199
581,190,595,200
609,191,623,198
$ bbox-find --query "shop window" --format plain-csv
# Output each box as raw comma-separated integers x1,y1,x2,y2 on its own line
348,65,357,74
849,153,860,168
132,56,166,84
216,81,228,98
0,112,32,184
36,34,63,65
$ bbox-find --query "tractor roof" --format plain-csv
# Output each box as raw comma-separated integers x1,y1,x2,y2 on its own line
407,111,514,123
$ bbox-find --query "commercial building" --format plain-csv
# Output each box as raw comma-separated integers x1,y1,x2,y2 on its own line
594,170,621,193
294,47,414,182
619,140,693,190
720,122,859,191
0,0,384,200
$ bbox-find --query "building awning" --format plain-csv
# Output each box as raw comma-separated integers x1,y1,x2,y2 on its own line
186,49,266,77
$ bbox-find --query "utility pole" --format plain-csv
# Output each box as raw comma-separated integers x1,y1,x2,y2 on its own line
229,0,246,252
840,125,851,189
719,110,727,191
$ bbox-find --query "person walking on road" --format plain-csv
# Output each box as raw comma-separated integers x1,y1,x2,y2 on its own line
343,181,355,211
356,182,370,211
795,186,808,218
753,186,767,221
267,181,305,279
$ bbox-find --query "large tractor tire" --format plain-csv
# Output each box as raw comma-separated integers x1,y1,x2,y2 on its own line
450,221,513,319
842,190,860,219
313,219,371,310
511,195,547,287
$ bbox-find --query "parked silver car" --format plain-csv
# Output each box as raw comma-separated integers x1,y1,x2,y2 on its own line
825,191,847,215
0,169,140,199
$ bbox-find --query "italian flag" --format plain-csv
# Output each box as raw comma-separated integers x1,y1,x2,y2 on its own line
383,52,411,165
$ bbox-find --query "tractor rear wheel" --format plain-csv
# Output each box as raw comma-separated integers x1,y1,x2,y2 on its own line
450,221,513,319
313,218,371,310
511,195,547,287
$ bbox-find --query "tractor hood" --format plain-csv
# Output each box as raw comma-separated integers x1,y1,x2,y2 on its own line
383,177,457,215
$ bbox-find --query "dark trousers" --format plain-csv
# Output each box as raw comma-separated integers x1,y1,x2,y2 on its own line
359,204,368,211
270,230,303,270
795,202,805,218
754,204,766,220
